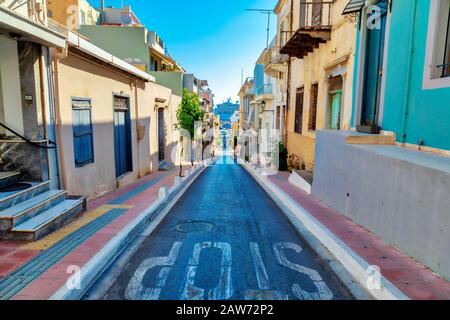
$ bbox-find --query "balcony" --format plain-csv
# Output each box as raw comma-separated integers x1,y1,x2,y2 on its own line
254,84,274,102
280,1,333,59
261,46,289,77
245,87,254,96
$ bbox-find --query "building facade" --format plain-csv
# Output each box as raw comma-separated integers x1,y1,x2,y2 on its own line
276,0,357,171
313,0,450,280
0,1,85,240
0,0,188,241
256,37,289,145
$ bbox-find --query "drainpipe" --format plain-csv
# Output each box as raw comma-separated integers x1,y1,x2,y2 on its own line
51,47,69,191
38,46,50,181
284,0,294,145
133,80,141,178
400,0,418,144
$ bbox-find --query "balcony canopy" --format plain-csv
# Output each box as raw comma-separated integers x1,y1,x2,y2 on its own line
280,30,330,59
342,0,365,15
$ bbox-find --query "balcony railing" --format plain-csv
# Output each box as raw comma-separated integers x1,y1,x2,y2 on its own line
279,1,333,59
299,1,333,29
262,46,289,66
255,84,273,97
245,87,255,96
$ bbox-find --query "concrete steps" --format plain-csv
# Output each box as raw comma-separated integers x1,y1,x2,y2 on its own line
10,198,85,241
0,190,67,232
0,171,20,189
345,134,395,145
0,181,50,211
0,176,85,241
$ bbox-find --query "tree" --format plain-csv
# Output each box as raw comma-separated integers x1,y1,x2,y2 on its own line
176,89,204,175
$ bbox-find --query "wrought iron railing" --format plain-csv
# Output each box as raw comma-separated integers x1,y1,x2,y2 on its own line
0,122,55,178
0,122,55,150
262,46,289,66
299,1,333,29
279,0,333,44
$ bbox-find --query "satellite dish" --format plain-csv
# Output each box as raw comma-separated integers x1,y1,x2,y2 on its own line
120,14,132,25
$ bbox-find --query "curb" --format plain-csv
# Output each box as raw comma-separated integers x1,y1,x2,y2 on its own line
50,162,209,300
240,160,409,300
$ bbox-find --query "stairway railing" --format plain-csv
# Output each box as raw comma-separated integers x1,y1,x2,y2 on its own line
0,122,56,150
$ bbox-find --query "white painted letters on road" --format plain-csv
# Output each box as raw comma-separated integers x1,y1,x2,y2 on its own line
125,242,182,300
180,242,234,300
273,242,334,300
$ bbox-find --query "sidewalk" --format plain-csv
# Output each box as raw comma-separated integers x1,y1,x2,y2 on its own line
0,167,192,300
264,170,450,300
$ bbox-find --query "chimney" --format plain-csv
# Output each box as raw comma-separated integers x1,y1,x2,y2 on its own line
100,0,105,11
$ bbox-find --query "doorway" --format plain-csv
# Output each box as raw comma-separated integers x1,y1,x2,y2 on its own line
328,74,343,130
330,90,342,130
113,95,132,178
359,1,388,132
158,108,165,162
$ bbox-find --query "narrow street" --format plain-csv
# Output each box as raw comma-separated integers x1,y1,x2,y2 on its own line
103,156,353,300
1,0,450,305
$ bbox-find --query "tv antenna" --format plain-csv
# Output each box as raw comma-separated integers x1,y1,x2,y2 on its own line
245,8,275,48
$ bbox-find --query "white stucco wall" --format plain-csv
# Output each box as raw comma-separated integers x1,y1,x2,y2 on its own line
0,35,24,134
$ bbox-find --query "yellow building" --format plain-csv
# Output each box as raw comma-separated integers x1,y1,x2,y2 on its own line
238,77,255,132
275,0,356,171
47,0,100,29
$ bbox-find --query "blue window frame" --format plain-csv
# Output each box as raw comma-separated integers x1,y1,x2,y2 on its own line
72,98,94,167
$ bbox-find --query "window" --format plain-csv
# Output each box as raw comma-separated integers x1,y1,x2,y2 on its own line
294,87,304,134
80,10,86,25
72,99,94,167
424,0,450,86
328,75,343,130
276,106,281,130
443,9,450,77
308,83,319,131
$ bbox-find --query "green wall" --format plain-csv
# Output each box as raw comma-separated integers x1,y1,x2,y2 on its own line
79,25,150,68
148,71,183,97
79,25,183,97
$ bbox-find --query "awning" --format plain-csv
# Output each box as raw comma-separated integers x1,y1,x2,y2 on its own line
0,6,66,48
150,48,181,70
342,0,366,15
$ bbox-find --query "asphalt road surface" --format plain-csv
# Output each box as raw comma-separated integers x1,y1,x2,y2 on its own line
103,156,353,300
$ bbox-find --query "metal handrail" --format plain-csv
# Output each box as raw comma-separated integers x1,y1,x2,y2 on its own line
0,122,56,149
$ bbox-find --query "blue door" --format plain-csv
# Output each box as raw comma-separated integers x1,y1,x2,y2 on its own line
113,97,132,178
158,108,165,161
361,1,388,127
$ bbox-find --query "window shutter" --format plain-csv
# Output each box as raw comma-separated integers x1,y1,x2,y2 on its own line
72,99,94,167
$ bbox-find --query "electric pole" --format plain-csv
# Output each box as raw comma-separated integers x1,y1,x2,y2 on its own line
245,8,275,48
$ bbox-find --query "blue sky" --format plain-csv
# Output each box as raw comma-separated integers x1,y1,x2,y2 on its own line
90,0,277,103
